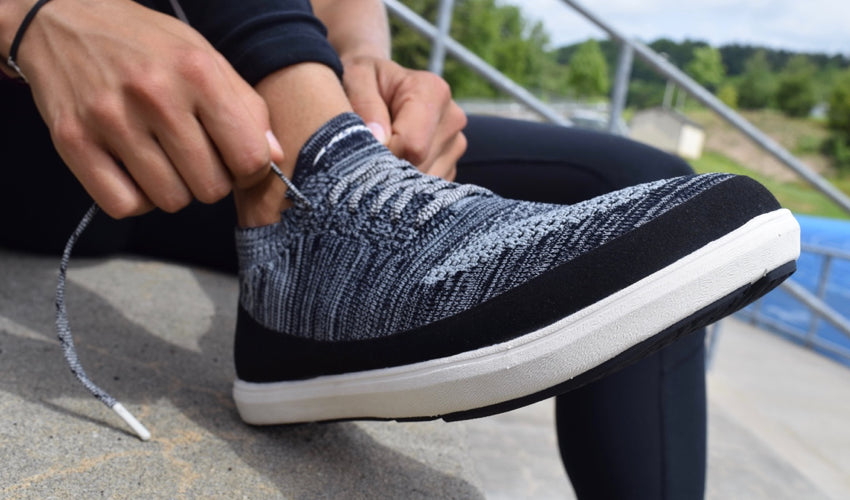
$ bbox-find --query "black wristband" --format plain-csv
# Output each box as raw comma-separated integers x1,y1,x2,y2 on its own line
6,0,55,82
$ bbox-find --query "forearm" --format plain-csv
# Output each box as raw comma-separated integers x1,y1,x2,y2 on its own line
174,0,342,85
311,0,389,61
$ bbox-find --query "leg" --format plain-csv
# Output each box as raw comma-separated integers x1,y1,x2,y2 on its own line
456,115,695,202
555,330,706,500
457,115,707,500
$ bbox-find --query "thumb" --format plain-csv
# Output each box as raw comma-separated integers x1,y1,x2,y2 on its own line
344,64,392,145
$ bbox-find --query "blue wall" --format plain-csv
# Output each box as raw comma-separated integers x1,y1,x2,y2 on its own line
743,214,850,365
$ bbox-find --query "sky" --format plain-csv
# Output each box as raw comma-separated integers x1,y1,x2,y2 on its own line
506,0,850,55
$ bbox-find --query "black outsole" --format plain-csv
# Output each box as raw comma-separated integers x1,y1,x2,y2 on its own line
250,260,796,428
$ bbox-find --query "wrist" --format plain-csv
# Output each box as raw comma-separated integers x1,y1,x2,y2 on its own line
0,64,16,78
0,0,37,57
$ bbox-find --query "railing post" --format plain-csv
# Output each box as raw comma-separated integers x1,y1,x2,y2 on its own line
675,84,687,109
662,81,675,109
750,298,765,327
806,255,835,345
428,0,455,76
608,43,633,134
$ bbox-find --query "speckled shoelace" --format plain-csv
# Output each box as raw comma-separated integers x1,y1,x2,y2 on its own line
54,162,303,441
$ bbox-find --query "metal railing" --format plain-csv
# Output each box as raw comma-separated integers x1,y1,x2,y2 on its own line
384,0,571,126
559,0,850,215
385,0,850,216
738,245,850,363
385,0,850,363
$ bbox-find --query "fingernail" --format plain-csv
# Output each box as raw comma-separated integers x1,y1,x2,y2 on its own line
366,122,387,144
266,130,284,157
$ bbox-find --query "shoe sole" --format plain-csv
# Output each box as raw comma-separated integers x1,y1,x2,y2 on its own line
233,208,800,425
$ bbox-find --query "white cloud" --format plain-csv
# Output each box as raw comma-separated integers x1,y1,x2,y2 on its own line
506,0,850,54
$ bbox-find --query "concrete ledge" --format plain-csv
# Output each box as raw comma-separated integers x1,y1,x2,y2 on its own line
0,250,569,498
3,249,847,498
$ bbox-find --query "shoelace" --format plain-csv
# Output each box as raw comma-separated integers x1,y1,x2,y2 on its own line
326,156,488,225
55,163,303,441
55,159,485,441
55,203,151,440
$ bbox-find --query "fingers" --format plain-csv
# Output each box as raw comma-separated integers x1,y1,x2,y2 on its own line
216,50,285,167
344,59,392,144
23,0,279,217
389,94,467,181
82,96,194,214
378,66,466,174
51,124,154,219
387,101,442,165
53,61,272,217
342,58,467,181
149,113,232,205
385,70,452,164
419,132,467,182
194,55,276,190
109,131,193,214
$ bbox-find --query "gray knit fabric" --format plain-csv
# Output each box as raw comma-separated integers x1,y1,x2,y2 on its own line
236,113,733,341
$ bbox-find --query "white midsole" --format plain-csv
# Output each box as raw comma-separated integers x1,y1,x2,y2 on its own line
234,209,800,424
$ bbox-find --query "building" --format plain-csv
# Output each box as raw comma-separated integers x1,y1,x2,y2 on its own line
629,107,705,160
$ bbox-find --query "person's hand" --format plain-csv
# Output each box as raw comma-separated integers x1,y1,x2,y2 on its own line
10,0,283,218
342,55,467,181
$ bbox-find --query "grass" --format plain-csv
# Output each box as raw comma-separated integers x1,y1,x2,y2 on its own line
688,108,832,151
691,151,850,220
678,106,850,219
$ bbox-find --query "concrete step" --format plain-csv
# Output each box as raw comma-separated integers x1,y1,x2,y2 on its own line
1,251,847,498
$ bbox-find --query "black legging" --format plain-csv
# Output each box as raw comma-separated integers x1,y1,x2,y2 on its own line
460,116,707,500
0,80,706,499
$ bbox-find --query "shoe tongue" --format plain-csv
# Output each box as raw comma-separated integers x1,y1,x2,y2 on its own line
291,112,387,187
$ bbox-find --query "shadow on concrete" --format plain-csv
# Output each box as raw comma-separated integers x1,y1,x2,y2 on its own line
0,251,482,498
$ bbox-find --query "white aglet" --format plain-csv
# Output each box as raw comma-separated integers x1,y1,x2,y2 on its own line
112,402,151,441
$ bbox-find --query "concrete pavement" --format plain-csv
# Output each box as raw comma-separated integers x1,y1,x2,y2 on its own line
1,250,847,498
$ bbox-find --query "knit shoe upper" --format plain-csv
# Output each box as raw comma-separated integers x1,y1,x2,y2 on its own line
231,113,799,425
236,113,733,349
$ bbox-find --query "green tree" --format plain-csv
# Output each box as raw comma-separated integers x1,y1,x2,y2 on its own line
717,83,738,109
522,21,570,97
390,0,568,98
828,71,850,136
823,71,850,171
685,46,725,91
627,80,665,108
736,50,778,109
567,39,609,98
776,55,817,117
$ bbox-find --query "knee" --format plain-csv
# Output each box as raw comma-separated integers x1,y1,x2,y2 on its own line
626,137,696,183
662,152,696,178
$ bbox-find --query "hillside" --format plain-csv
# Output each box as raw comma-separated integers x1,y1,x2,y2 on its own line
684,109,850,219
688,108,832,181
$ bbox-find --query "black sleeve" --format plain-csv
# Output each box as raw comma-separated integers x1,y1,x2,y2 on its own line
148,0,343,85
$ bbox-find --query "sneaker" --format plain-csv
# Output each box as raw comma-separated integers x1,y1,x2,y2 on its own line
231,113,800,425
